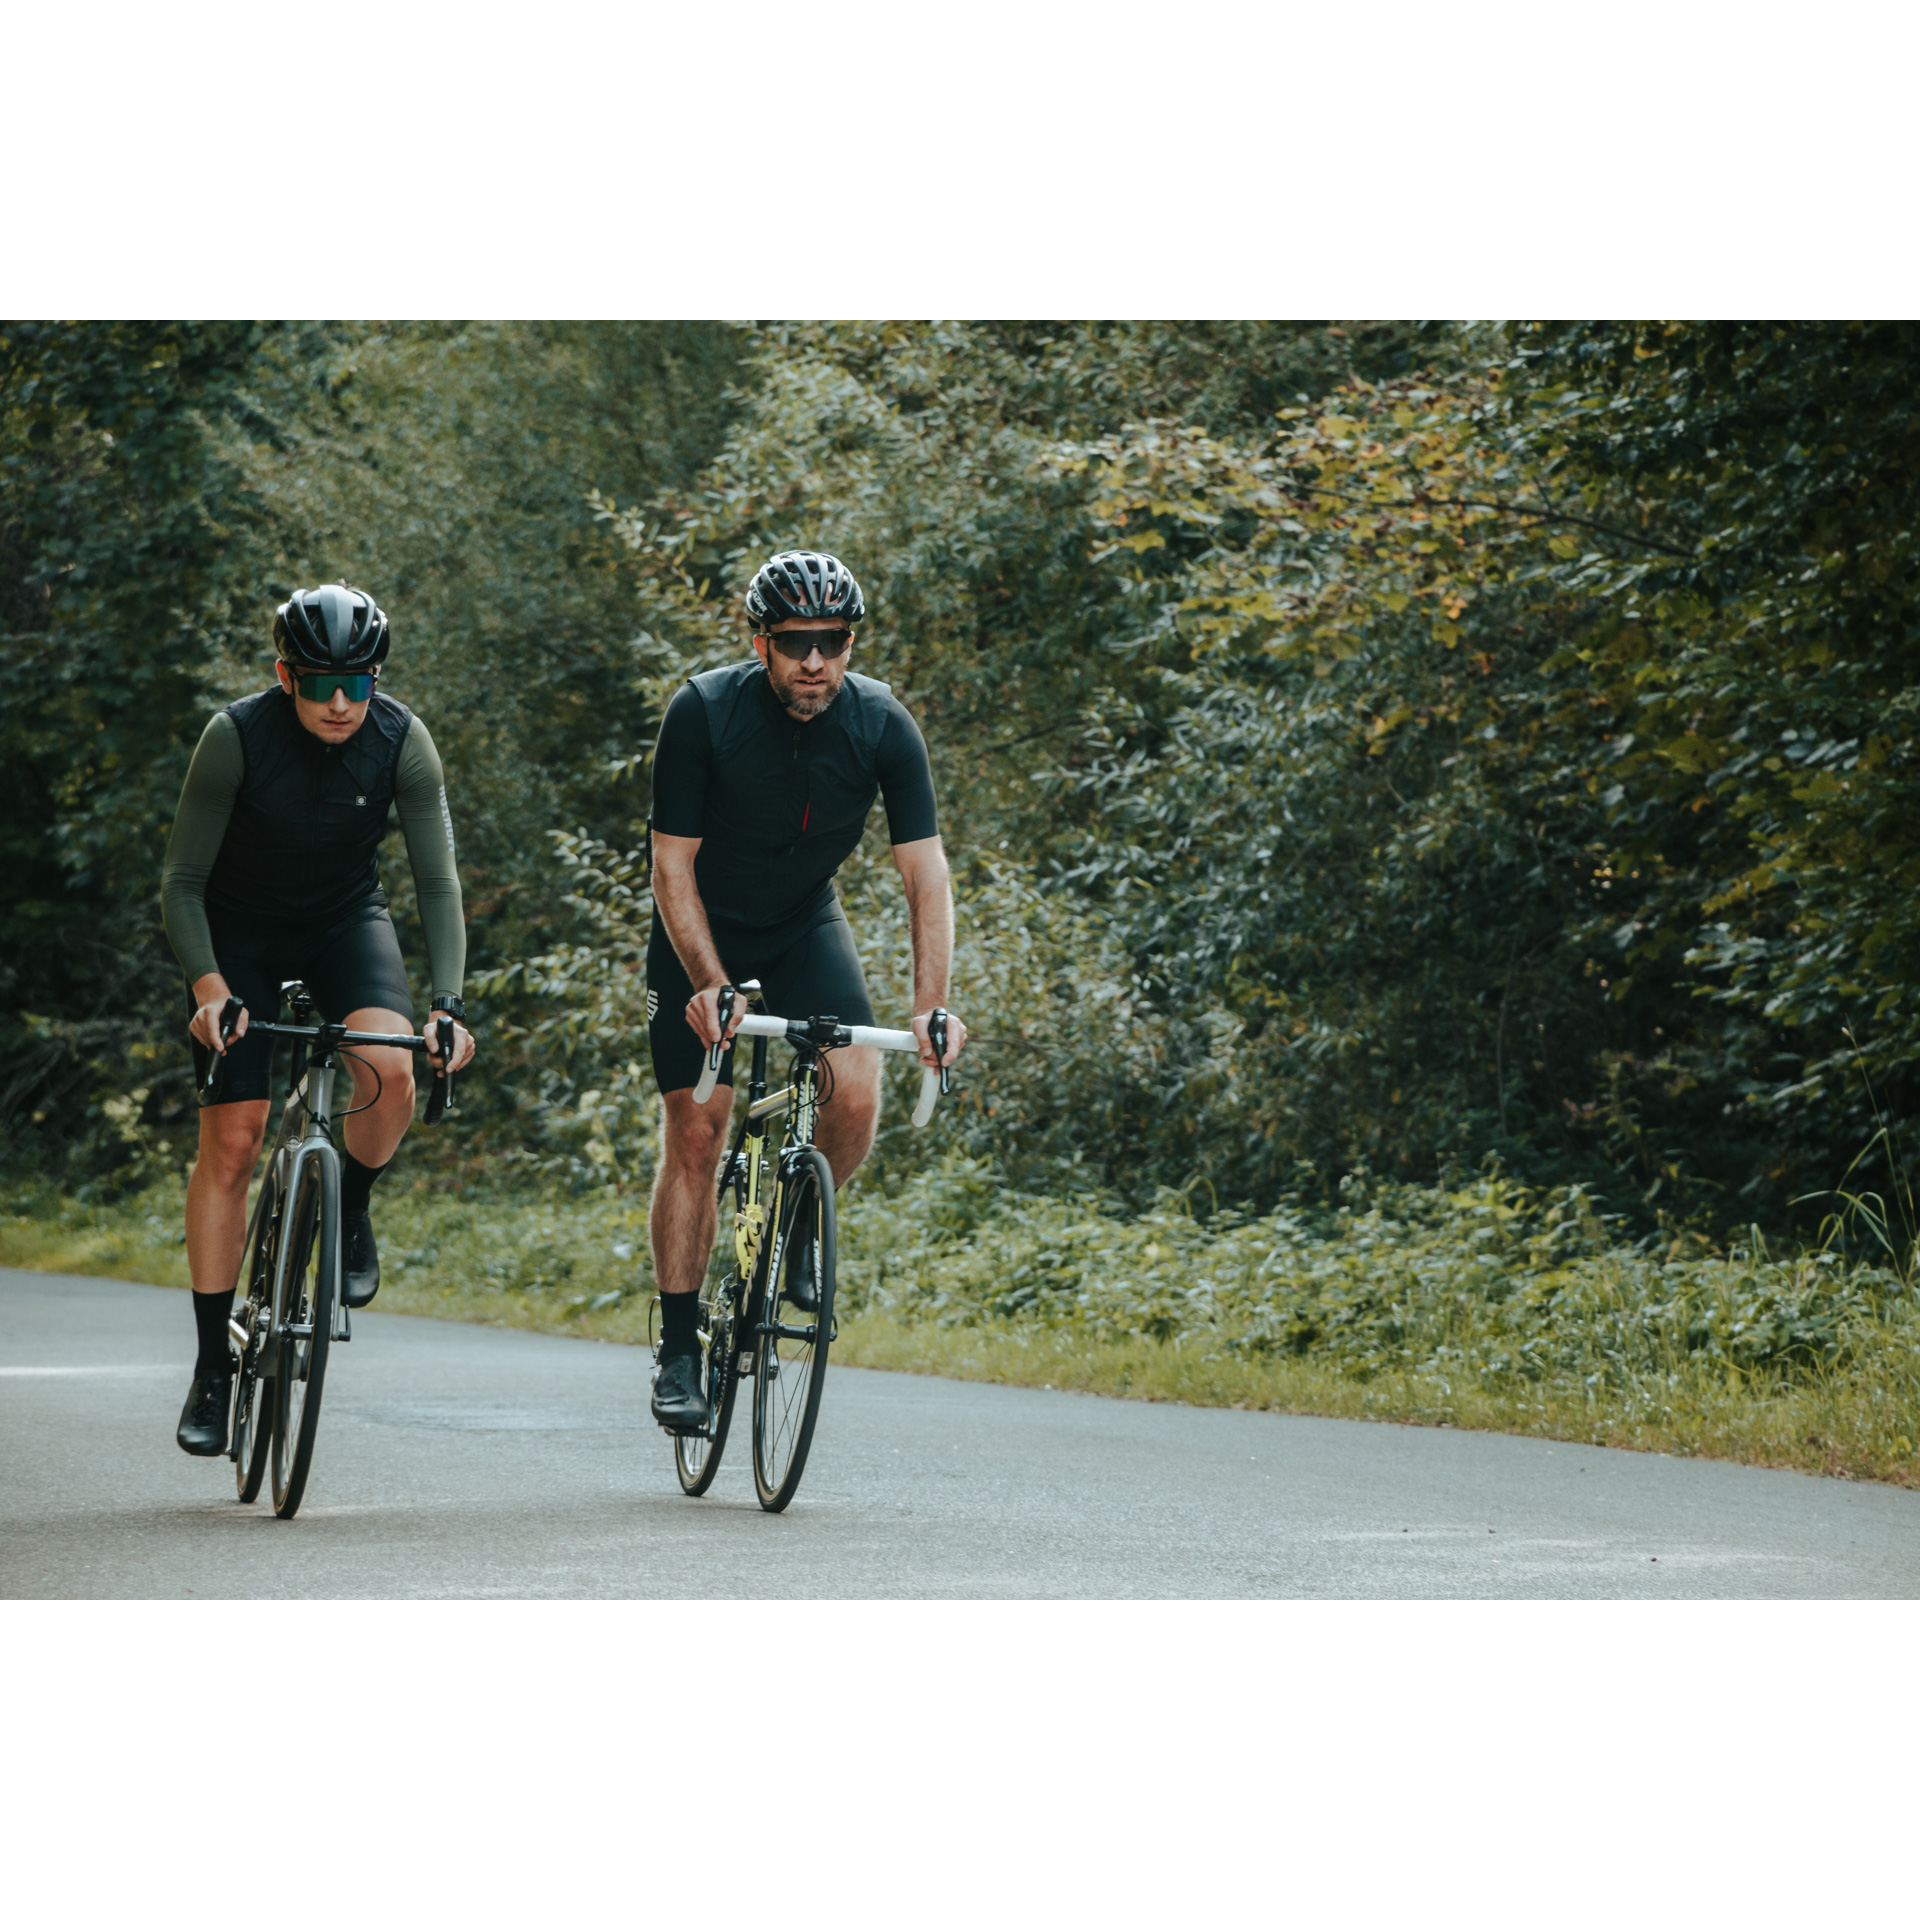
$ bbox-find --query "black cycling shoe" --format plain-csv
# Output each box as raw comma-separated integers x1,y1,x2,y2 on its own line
176,1361,235,1457
651,1351,710,1432
783,1217,820,1314
343,1210,379,1308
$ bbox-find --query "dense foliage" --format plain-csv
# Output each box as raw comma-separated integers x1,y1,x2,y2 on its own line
0,321,739,1170
8,320,1920,1261
841,1161,1909,1391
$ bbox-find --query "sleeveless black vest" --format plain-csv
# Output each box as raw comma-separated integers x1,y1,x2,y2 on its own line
206,687,413,925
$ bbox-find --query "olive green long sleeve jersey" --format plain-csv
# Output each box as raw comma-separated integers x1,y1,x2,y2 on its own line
160,706,467,997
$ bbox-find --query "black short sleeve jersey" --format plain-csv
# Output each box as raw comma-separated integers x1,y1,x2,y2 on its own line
650,661,938,936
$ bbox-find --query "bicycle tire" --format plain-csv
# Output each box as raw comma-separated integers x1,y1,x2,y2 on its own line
751,1148,836,1512
232,1166,282,1505
270,1149,337,1519
674,1146,760,1495
673,1298,743,1496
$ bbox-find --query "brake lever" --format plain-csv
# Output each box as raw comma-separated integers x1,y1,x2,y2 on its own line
928,1007,952,1095
425,1014,456,1125
201,996,246,1097
710,983,737,1074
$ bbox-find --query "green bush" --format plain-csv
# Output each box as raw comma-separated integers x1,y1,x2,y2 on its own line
839,1159,1920,1394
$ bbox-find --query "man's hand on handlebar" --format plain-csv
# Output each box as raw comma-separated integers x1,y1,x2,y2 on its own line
422,1018,476,1075
912,1007,966,1072
686,982,749,1051
187,975,249,1053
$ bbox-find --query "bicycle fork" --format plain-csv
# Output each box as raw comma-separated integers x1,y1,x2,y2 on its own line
226,1067,350,1385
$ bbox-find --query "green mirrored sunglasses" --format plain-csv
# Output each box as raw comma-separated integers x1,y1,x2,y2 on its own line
294,670,376,703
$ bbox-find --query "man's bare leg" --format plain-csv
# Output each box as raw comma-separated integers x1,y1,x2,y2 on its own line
648,1086,734,1426
650,1087,735,1294
337,1006,418,1171
185,1100,270,1295
813,1044,880,1191
178,1098,269,1451
331,1006,421,1306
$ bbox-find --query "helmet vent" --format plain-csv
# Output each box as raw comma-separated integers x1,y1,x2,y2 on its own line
744,549,865,630
271,583,391,674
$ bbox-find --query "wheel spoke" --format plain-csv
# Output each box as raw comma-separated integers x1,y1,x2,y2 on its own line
674,1183,746,1496
270,1153,336,1519
752,1155,835,1510
236,1191,280,1504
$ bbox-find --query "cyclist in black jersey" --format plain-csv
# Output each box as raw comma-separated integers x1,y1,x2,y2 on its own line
646,549,967,1430
160,584,475,1457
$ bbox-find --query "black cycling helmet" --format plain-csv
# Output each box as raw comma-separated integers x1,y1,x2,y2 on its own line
272,583,391,672
744,550,864,630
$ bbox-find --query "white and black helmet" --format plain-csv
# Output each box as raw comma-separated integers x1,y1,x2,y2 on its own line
273,583,390,672
744,550,864,630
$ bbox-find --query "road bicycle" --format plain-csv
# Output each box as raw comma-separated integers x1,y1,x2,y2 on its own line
667,980,950,1512
204,982,458,1520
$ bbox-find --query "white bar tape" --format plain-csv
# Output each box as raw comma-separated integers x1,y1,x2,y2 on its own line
691,1012,791,1103
692,1016,936,1109
691,1053,722,1104
843,1024,919,1054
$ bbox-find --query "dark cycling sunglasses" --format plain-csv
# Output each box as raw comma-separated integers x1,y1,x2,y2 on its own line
293,669,377,703
768,627,853,661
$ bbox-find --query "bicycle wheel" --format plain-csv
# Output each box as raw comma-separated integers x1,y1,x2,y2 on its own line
674,1150,758,1496
232,1171,281,1505
751,1148,836,1512
270,1149,337,1519
673,1295,743,1496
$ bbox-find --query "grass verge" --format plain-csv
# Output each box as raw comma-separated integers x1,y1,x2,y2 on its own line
831,1315,1920,1487
4,1172,1916,1488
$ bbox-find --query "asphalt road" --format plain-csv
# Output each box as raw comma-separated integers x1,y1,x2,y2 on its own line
6,1265,1920,1598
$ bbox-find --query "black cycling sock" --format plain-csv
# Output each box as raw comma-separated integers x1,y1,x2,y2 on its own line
658,1290,701,1362
193,1287,236,1374
341,1149,387,1220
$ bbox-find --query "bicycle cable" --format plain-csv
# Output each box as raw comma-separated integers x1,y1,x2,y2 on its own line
333,1047,387,1121
808,1046,836,1110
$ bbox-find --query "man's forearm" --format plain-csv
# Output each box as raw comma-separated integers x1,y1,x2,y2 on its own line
654,849,728,991
903,863,955,1011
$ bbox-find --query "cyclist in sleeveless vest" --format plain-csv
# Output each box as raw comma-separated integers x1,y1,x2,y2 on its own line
161,584,475,1457
644,550,968,1431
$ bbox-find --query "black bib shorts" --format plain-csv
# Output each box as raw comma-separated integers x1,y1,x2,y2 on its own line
188,902,415,1106
645,902,873,1096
